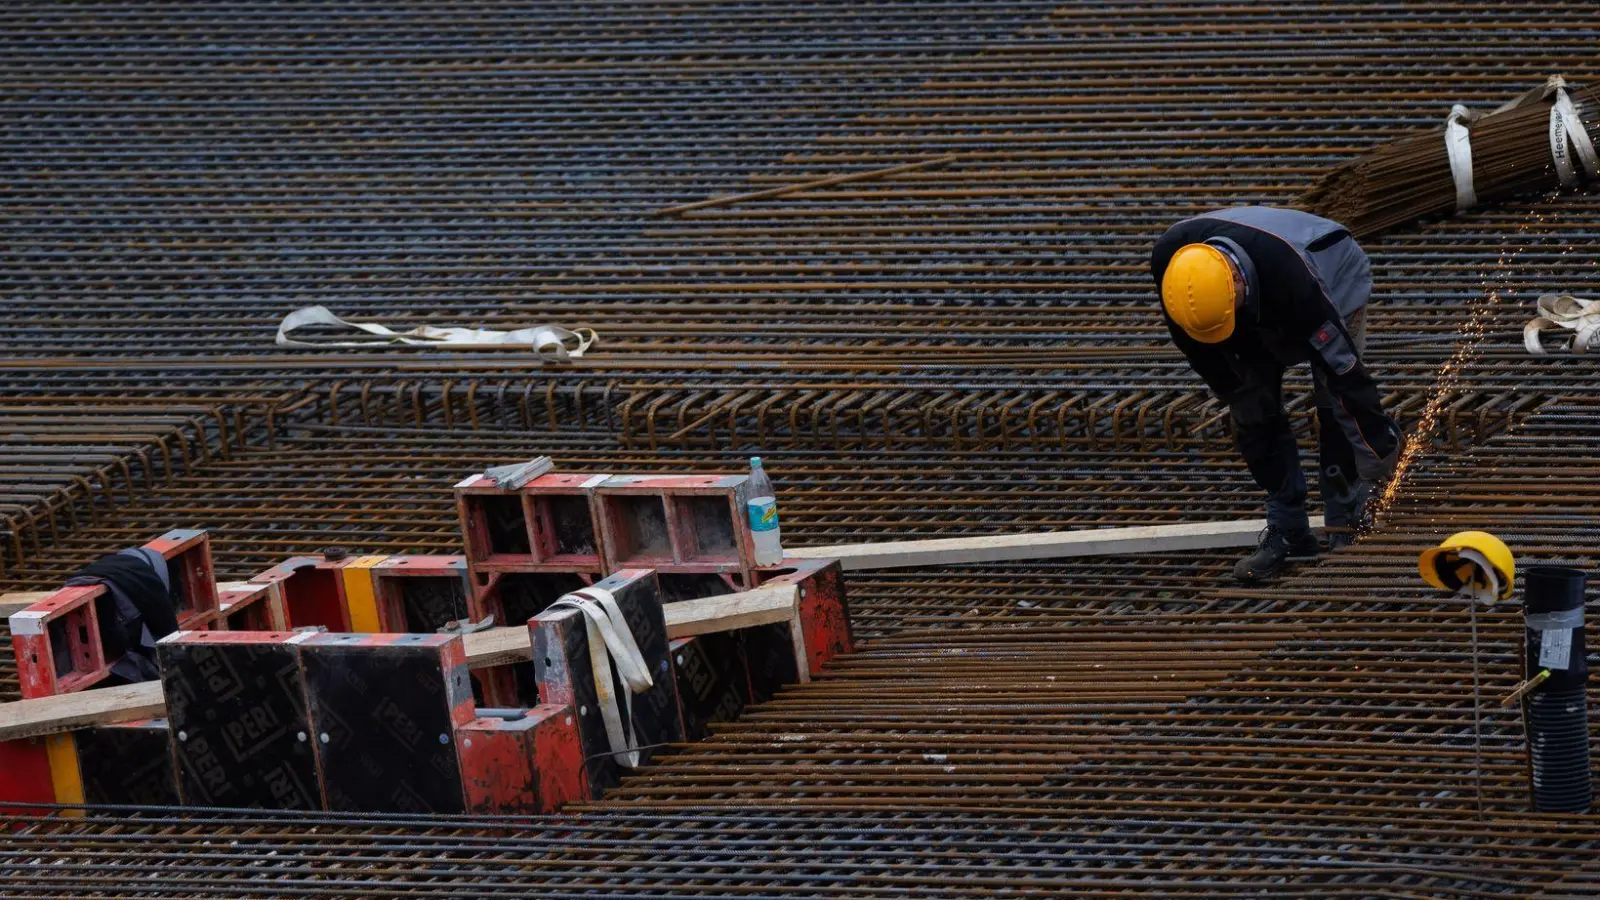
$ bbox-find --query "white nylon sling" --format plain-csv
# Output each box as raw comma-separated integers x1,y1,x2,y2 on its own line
1444,104,1478,212
275,305,598,362
1443,75,1598,216
548,587,654,769
1524,293,1600,355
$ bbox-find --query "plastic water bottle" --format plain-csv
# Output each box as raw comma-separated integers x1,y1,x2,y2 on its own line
746,457,783,566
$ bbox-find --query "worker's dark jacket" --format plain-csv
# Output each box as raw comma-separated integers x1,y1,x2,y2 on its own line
1151,207,1399,525
65,547,176,684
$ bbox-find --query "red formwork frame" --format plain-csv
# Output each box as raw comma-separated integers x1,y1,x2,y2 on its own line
214,582,289,632
594,474,757,587
456,473,610,587
754,557,854,678
368,556,478,630
9,585,112,699
9,528,228,700
455,706,586,814
248,556,353,632
142,529,219,630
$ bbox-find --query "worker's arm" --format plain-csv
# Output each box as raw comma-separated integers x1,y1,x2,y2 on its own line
1306,330,1400,479
1286,244,1401,480
1163,320,1246,398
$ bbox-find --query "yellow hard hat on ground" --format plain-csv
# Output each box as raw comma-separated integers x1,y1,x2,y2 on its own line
1419,530,1515,600
1161,243,1241,344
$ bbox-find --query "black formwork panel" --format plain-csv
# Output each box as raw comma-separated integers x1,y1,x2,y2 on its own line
158,632,321,810
297,633,476,814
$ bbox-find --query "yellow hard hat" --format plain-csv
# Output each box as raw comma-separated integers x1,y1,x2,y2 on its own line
1161,243,1240,344
1419,531,1515,600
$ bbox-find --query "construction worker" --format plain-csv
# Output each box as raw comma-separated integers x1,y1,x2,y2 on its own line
1152,206,1401,581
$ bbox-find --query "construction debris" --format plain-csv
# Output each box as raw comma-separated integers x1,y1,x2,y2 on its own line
481,456,553,490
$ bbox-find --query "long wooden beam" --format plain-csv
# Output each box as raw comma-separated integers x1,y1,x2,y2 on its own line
0,584,801,742
0,682,166,742
0,592,53,618
788,516,1325,571
0,517,1305,621
659,584,797,637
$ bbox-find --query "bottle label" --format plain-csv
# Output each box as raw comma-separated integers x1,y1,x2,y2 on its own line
748,499,778,532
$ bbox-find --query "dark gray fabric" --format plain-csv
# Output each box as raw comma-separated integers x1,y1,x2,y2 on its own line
65,548,173,684
1203,205,1372,321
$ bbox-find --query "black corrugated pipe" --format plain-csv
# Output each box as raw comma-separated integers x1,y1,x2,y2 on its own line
1521,566,1591,813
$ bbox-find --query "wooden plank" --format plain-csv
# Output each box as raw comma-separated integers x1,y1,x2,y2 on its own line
0,592,55,618
788,516,1326,571
461,625,536,670
0,682,166,742
460,583,798,665
661,585,797,638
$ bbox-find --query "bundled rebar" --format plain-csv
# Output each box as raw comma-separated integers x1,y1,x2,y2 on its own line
1300,82,1600,237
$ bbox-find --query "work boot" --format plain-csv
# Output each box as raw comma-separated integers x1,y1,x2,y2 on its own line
1232,524,1320,583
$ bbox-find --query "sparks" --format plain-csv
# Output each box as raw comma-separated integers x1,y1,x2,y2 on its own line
1363,205,1547,530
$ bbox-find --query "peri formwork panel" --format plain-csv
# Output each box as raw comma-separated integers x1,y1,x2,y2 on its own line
669,633,747,742
297,633,476,814
75,718,179,807
158,631,321,810
529,568,681,798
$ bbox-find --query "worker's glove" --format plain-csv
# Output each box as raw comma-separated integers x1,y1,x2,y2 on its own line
1323,477,1371,550
1375,421,1404,479
1324,478,1371,531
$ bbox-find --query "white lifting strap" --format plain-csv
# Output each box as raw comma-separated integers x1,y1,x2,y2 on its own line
1444,104,1478,212
1444,76,1597,213
548,587,654,769
1544,76,1600,189
275,305,598,362
1524,293,1600,355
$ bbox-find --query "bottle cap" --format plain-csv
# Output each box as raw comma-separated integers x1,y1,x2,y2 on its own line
751,456,763,467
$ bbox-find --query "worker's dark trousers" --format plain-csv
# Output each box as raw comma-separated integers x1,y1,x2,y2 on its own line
1226,310,1398,535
